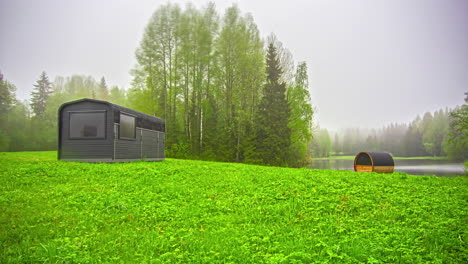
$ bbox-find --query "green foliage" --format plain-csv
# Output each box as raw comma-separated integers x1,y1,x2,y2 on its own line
0,71,16,114
288,62,314,165
61,75,99,100
1,151,467,263
132,2,183,148
446,93,468,160
0,73,32,152
423,109,449,156
130,3,315,167
98,77,109,101
403,123,425,157
108,85,127,106
0,73,129,152
311,128,332,158
0,72,18,151
216,5,265,162
254,43,291,166
30,71,52,117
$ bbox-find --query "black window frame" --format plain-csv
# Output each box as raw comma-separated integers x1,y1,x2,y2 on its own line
68,110,107,140
119,112,137,140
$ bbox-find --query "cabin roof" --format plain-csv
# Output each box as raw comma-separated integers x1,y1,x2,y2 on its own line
355,151,394,167
59,98,164,125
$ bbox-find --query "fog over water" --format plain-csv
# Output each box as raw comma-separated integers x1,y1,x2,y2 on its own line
309,158,465,177
1,0,467,130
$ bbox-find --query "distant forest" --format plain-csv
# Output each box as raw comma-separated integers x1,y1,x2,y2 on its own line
311,98,468,160
0,3,466,165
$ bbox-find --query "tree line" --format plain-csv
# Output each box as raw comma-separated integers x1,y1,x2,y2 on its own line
312,96,467,160
0,3,314,167
2,2,464,164
0,72,126,152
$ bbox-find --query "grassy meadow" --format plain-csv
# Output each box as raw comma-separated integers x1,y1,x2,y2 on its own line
1,151,467,263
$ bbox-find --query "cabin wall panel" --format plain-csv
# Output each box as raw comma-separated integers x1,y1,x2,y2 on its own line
142,129,158,159
115,131,141,159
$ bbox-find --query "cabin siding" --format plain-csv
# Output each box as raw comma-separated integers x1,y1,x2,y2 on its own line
141,129,158,159
158,132,165,159
61,142,113,159
115,128,142,159
114,128,165,160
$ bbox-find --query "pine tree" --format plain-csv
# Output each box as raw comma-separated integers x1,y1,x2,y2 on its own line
30,71,52,117
254,43,291,166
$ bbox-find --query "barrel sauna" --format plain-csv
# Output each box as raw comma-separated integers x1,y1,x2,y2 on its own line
354,151,394,173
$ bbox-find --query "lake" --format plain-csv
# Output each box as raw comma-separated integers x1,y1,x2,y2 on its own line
309,158,466,177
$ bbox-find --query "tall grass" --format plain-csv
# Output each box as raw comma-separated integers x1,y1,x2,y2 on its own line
1,151,467,263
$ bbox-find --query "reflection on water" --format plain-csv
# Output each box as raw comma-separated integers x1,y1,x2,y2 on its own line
309,159,353,171
309,158,466,177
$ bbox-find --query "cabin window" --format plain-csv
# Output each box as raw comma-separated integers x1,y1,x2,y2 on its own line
69,111,106,139
120,113,136,139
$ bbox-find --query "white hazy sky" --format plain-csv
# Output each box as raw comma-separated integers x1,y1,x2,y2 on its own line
1,0,467,131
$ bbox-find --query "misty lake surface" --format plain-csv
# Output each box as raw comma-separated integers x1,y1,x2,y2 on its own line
309,158,466,177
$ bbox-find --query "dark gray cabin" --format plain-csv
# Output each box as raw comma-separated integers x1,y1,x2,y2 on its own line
58,98,165,162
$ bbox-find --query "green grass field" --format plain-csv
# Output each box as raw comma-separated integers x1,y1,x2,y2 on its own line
1,151,467,263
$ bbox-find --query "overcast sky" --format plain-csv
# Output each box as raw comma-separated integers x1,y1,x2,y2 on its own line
1,0,467,131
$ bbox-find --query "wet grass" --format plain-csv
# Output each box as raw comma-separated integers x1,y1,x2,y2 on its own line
1,151,467,263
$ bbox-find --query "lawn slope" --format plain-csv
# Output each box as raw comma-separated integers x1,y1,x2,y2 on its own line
1,151,467,263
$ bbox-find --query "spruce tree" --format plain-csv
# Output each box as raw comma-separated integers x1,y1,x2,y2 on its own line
30,71,52,117
254,43,291,166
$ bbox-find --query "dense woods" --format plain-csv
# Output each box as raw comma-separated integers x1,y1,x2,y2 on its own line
0,3,466,165
0,3,314,167
128,3,313,166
